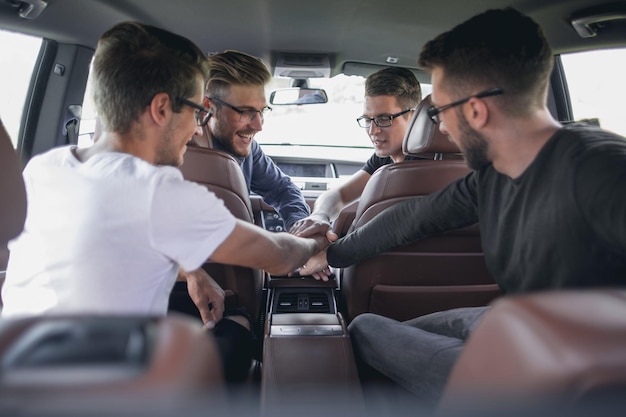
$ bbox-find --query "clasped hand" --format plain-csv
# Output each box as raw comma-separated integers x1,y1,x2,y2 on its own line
290,214,338,281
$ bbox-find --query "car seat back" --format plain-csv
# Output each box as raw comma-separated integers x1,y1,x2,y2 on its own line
341,95,500,322
439,289,626,412
172,132,263,323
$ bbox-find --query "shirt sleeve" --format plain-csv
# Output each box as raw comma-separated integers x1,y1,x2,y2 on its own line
574,132,626,253
361,153,391,175
248,141,310,229
327,172,479,267
149,174,237,271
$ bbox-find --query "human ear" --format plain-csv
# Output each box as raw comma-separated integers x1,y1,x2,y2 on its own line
149,92,172,126
465,97,489,129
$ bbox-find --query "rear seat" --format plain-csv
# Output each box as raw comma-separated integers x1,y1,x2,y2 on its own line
340,95,501,322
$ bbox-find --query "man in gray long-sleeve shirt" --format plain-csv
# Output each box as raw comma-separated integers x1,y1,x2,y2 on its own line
300,8,626,406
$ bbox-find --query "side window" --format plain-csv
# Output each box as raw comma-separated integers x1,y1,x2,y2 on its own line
78,63,97,148
561,48,626,137
0,29,42,148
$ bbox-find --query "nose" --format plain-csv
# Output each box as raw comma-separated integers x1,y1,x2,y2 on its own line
194,124,203,136
250,113,264,131
368,122,380,135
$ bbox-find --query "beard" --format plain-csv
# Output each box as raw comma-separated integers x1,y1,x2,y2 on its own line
211,118,253,158
154,124,184,167
456,110,490,170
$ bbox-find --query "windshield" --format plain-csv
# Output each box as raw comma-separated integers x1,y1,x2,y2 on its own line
257,74,371,149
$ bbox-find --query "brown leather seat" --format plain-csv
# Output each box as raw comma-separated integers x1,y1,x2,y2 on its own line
0,123,27,307
172,138,263,323
0,314,226,413
0,123,26,247
340,95,501,322
439,289,626,412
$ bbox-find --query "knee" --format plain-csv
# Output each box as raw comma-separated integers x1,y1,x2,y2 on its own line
348,313,383,340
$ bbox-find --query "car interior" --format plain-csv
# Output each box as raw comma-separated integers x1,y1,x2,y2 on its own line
1,0,626,416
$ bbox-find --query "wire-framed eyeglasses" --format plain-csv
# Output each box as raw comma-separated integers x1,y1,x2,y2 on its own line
210,96,272,123
177,97,211,127
427,88,504,125
356,108,414,128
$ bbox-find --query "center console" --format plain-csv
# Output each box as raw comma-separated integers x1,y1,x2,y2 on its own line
260,275,362,411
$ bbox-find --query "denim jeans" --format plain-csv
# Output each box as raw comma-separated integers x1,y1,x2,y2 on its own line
348,306,490,406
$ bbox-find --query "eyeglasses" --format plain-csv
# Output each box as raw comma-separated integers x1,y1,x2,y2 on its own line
427,88,503,125
177,97,211,126
356,108,414,128
209,96,272,123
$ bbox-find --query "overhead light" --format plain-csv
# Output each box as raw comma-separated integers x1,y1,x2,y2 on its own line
386,56,399,64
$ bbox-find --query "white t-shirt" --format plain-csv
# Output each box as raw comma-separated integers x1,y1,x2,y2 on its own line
2,146,236,318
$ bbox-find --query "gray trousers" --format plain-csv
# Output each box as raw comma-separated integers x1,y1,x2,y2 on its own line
348,306,490,406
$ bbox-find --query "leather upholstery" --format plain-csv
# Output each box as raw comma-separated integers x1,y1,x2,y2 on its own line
173,143,263,322
0,123,26,306
0,123,26,248
341,95,500,322
261,312,362,411
439,289,626,411
0,314,226,412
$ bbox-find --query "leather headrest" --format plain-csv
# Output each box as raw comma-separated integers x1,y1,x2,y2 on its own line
189,125,212,148
402,95,460,156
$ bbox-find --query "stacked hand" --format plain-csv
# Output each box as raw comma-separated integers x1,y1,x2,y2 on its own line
289,213,338,281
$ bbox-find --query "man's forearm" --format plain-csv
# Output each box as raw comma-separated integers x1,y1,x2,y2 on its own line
312,189,344,221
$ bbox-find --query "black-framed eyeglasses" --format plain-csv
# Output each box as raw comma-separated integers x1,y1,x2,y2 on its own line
177,97,211,127
356,108,414,128
209,96,272,123
427,88,503,125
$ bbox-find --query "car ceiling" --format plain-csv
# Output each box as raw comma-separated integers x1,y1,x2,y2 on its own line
0,0,624,76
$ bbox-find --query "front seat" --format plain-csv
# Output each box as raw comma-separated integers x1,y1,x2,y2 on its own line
340,95,501,322
171,131,264,324
438,289,626,413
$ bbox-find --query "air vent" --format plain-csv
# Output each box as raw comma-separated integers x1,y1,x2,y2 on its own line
275,291,331,313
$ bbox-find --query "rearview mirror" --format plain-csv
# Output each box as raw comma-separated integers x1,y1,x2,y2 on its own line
269,88,328,105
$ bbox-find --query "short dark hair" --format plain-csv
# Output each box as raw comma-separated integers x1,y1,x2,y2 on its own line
418,8,553,115
365,67,422,110
91,21,209,134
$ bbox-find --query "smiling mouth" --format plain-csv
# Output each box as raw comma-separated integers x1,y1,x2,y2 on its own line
237,132,255,144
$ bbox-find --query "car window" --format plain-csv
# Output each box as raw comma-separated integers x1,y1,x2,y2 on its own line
258,74,369,149
561,48,626,137
0,29,42,148
257,75,432,173
78,72,433,170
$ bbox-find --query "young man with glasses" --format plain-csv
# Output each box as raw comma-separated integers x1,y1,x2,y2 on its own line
300,8,626,406
290,67,422,239
201,50,310,232
3,22,329,384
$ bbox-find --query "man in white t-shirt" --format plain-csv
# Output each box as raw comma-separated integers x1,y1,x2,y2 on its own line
2,21,328,382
